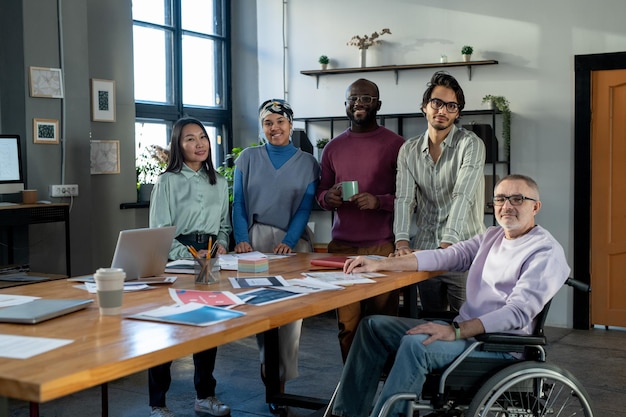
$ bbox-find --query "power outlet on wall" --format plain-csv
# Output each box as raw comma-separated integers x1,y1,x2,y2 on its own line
50,184,79,197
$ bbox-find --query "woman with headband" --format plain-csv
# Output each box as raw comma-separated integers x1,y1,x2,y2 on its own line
232,99,320,413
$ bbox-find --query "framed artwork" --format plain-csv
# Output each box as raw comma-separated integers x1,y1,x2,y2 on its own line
90,140,120,174
33,118,59,144
29,67,64,98
91,78,116,122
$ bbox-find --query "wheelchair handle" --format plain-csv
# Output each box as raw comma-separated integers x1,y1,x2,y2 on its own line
566,277,590,293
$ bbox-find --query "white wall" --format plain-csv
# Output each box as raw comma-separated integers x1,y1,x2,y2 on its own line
250,0,626,327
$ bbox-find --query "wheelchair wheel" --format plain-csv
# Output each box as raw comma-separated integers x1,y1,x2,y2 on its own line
465,361,593,417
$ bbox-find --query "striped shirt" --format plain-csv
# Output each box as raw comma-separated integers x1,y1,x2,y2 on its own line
393,124,486,249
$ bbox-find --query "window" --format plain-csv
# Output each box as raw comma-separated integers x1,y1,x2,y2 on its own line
132,0,230,181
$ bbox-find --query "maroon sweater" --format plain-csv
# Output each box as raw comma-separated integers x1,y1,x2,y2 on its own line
315,127,405,247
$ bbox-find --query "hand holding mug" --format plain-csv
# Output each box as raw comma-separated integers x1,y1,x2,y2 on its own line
324,184,343,208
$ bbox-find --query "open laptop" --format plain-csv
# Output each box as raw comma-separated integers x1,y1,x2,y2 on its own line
0,299,93,324
70,226,177,284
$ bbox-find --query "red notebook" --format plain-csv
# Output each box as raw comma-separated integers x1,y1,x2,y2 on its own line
310,256,349,269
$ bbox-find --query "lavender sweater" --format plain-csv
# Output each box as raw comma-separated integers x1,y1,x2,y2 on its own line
415,225,570,335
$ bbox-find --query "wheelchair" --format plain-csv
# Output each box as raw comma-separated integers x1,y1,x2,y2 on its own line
325,278,594,417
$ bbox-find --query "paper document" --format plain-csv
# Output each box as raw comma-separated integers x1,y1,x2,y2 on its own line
218,251,268,270
165,259,195,274
169,288,244,307
286,277,345,292
0,294,40,308
128,302,245,326
229,275,289,288
238,287,307,305
82,282,155,292
301,271,384,285
0,334,73,359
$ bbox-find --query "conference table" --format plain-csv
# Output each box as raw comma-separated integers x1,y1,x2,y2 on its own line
0,253,440,417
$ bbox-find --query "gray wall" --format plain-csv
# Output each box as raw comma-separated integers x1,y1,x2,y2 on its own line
0,0,258,276
0,0,137,275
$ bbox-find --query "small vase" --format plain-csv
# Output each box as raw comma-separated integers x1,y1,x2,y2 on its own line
462,54,471,62
359,48,367,68
320,63,328,70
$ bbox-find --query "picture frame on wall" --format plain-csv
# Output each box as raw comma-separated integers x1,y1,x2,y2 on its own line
90,140,120,174
33,118,60,144
29,67,64,98
91,78,116,122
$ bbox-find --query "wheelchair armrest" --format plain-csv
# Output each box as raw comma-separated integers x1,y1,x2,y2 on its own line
475,332,547,346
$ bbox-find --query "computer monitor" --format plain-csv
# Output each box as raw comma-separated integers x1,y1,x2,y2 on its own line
0,135,25,195
291,129,313,154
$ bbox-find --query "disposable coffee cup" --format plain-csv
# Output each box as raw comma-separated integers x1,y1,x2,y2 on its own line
341,181,359,201
94,267,126,315
22,189,37,204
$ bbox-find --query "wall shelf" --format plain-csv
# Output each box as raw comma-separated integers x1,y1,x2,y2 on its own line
301,60,498,88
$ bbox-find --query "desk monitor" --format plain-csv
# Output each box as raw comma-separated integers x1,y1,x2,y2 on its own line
0,135,25,195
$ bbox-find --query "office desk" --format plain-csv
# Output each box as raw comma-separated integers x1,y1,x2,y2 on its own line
0,203,71,276
0,253,438,416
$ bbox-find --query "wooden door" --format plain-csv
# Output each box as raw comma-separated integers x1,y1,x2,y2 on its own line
591,69,626,327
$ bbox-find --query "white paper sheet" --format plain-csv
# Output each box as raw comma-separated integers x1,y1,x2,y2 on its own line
0,334,73,359
0,294,40,307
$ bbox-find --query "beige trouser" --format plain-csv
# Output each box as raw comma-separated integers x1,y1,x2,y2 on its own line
249,223,312,381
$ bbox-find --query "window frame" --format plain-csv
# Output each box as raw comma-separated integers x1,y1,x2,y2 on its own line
133,0,232,168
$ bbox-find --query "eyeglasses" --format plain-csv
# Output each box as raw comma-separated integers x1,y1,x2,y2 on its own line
493,194,538,206
428,98,460,113
346,95,378,104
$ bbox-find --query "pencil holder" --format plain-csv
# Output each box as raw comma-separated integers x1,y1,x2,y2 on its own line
195,258,220,284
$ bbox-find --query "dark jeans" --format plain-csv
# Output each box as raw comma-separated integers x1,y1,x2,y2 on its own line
148,347,218,407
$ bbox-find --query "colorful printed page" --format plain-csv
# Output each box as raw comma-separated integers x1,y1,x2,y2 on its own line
128,302,245,327
169,288,244,307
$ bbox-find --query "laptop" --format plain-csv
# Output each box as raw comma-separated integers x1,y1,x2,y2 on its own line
69,226,177,284
111,226,177,281
0,299,93,324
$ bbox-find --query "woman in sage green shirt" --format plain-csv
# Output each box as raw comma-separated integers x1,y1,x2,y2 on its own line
147,117,232,417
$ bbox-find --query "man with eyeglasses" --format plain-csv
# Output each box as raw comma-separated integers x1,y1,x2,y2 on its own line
316,78,405,361
331,174,570,417
393,71,486,317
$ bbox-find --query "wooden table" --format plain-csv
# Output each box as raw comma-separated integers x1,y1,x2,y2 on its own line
0,253,438,416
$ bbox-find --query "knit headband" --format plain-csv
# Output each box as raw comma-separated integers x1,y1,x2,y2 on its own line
259,99,294,123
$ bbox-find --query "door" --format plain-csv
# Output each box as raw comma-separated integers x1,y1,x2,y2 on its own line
590,69,626,327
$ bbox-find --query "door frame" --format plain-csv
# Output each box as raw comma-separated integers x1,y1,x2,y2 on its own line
574,51,626,329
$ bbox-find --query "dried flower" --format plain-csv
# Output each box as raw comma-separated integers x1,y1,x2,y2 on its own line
347,28,391,50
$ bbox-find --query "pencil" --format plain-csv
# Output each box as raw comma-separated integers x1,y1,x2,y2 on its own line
187,245,199,259
207,236,213,259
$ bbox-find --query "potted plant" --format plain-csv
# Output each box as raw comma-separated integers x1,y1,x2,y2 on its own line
217,142,260,202
316,138,330,149
315,138,330,160
318,55,329,70
461,45,473,62
482,95,511,159
136,144,169,202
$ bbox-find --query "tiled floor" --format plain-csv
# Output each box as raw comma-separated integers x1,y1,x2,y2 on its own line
7,313,626,417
